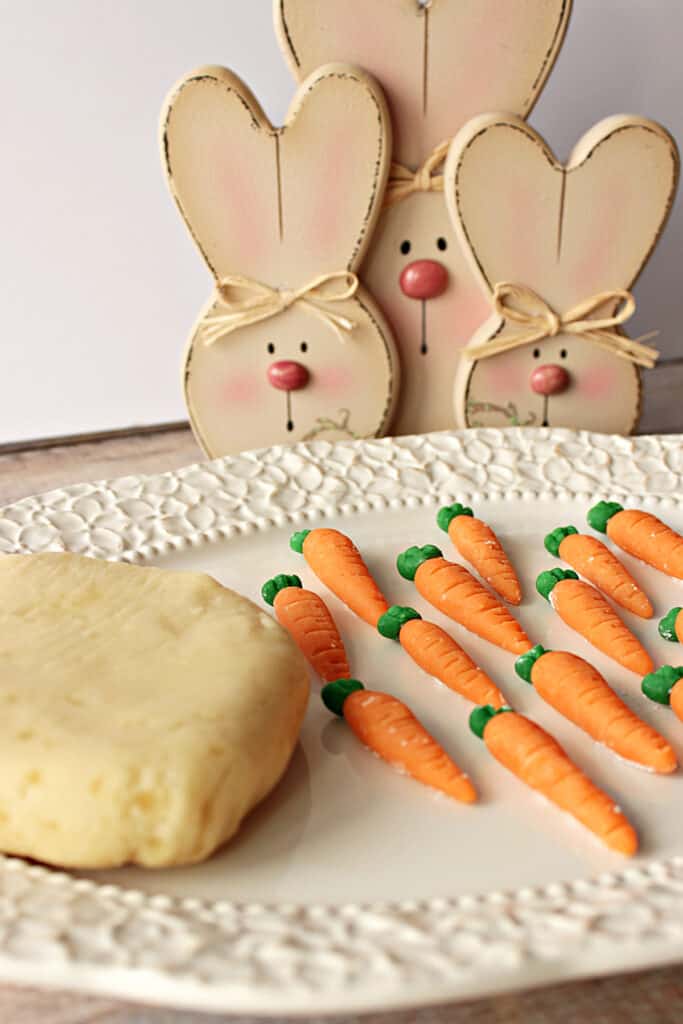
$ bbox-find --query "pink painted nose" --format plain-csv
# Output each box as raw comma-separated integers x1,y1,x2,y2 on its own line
530,364,570,396
267,360,310,392
400,260,449,300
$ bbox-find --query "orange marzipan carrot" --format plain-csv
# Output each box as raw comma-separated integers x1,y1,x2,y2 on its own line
323,680,477,803
262,574,350,682
589,502,683,580
378,606,507,708
438,503,522,605
471,707,638,855
545,526,653,619
516,646,676,774
537,570,654,676
291,528,389,627
398,546,532,655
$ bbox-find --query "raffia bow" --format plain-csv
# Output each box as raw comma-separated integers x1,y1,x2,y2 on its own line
465,282,659,370
384,140,451,208
199,271,360,347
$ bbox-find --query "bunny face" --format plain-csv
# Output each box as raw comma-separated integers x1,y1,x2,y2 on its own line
186,296,395,452
463,334,640,432
448,114,679,435
162,64,398,457
364,192,492,434
276,0,572,435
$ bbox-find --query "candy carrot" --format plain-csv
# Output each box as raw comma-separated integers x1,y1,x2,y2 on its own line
378,606,507,708
290,528,389,627
323,679,477,803
516,646,676,773
437,503,522,605
588,501,683,580
262,574,350,682
659,607,683,644
545,526,653,619
642,666,683,723
537,569,654,676
470,707,638,855
397,546,532,655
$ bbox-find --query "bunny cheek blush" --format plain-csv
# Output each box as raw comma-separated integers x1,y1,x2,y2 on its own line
186,300,392,452
364,195,492,434
447,114,679,435
463,337,640,431
276,0,573,436
162,64,399,457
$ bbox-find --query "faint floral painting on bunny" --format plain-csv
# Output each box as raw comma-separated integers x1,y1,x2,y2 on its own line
276,0,573,436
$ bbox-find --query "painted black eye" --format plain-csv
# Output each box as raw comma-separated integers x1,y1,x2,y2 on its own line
533,348,541,359
437,237,448,251
560,348,568,360
400,240,412,256
267,343,275,355
300,342,308,353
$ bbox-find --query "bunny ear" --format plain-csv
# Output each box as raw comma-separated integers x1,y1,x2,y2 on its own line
446,115,563,301
161,67,281,282
447,114,680,311
276,0,571,168
560,117,679,303
279,64,391,279
276,0,424,168
162,64,390,286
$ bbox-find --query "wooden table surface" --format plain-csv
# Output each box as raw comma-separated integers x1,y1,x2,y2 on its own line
1,425,682,1023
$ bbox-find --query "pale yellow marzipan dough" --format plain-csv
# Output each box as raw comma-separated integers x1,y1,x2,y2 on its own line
0,553,309,869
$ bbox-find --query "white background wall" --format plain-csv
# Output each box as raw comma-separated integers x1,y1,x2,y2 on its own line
1,0,681,444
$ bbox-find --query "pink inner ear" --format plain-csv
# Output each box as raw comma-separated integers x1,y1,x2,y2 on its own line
427,2,567,157
483,166,549,287
451,6,520,119
305,130,355,261
211,138,276,275
287,3,420,167
567,173,627,298
288,84,383,277
168,79,282,283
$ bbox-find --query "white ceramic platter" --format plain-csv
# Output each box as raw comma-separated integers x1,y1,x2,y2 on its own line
1,429,683,1017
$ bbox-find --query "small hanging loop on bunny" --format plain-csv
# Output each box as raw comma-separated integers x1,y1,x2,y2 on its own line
384,140,452,208
199,271,360,348
466,282,660,370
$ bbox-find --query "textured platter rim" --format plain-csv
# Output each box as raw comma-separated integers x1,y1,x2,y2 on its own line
1,427,683,1016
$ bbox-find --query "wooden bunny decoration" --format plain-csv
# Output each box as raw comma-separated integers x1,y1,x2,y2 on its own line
446,114,679,434
161,64,398,457
275,0,572,436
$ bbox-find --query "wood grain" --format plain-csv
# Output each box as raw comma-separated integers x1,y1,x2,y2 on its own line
0,428,201,507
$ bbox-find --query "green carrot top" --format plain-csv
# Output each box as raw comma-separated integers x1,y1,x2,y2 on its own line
290,530,311,554
437,503,474,533
544,526,579,558
515,644,549,683
659,608,682,642
377,606,422,640
641,666,683,706
261,573,303,606
587,501,624,534
536,568,579,602
469,704,513,739
397,545,443,581
321,678,365,717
